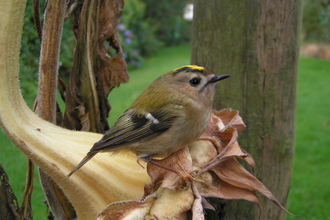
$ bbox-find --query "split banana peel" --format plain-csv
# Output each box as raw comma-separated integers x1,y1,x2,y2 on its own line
0,1,149,219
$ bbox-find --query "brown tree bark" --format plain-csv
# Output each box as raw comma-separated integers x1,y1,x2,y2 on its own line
191,1,302,219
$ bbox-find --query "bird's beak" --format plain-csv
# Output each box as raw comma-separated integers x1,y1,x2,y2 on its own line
208,74,231,84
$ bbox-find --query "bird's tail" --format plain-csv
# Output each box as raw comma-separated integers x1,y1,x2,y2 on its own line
67,152,97,177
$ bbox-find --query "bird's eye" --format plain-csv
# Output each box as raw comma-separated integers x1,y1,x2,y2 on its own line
189,77,201,86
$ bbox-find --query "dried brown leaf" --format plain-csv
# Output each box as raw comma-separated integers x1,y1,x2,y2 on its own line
212,158,295,215
97,196,155,220
96,0,129,133
97,35,129,95
213,109,246,132
200,197,216,211
97,109,294,219
77,104,91,131
198,129,247,173
62,0,128,133
211,159,259,191
239,150,256,174
200,177,260,206
146,147,193,192
97,0,129,95
100,187,194,220
191,182,205,220
208,112,225,131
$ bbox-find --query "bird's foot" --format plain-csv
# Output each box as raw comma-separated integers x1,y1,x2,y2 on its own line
148,159,204,184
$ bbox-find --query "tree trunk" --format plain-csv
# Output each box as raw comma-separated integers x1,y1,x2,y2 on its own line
191,1,301,219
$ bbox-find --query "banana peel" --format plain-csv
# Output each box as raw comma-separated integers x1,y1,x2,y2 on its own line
0,1,149,219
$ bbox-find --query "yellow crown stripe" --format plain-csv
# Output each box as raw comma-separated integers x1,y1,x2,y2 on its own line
173,65,205,72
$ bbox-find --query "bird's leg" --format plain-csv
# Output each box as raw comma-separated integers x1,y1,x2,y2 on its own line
148,159,204,184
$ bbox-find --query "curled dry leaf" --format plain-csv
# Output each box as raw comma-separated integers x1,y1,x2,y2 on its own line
62,0,128,133
98,109,294,219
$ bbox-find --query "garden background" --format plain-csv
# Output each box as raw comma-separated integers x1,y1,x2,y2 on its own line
0,0,329,219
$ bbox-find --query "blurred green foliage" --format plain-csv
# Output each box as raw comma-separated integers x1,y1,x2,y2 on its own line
303,0,330,43
118,0,160,68
142,0,192,46
19,0,192,93
119,0,192,68
19,1,41,107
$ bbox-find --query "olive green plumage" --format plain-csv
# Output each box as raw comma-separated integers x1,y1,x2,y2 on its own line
68,65,230,177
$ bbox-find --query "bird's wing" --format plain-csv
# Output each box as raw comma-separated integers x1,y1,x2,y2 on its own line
89,106,181,153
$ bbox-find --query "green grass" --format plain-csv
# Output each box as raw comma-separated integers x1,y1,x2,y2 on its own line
287,58,330,220
1,44,329,219
0,130,46,219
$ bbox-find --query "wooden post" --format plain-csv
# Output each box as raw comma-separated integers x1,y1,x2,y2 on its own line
191,1,302,219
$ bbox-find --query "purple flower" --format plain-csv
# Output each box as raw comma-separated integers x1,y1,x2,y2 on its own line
130,60,141,67
125,38,132,44
117,24,125,31
124,30,131,37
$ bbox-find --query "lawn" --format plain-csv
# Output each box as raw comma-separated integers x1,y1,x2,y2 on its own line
287,58,330,220
0,44,329,219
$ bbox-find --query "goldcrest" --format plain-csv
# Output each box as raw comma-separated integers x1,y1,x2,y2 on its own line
68,65,230,176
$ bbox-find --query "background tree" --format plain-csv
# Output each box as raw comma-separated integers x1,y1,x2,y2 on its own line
302,0,330,43
191,0,302,219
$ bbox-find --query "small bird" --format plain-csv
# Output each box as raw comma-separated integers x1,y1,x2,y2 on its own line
68,65,230,177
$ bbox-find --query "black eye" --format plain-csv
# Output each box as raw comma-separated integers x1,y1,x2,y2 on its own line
189,77,201,86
